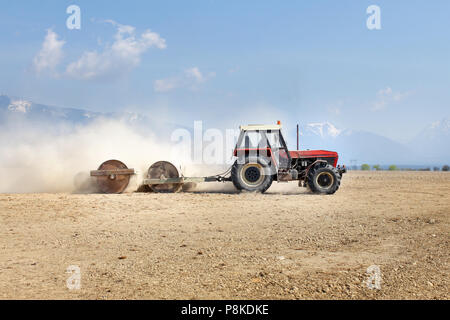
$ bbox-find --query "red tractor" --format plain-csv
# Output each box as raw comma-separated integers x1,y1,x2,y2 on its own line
229,122,345,194
91,122,346,194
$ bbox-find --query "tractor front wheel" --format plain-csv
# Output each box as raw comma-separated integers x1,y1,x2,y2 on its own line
307,163,341,194
231,157,273,193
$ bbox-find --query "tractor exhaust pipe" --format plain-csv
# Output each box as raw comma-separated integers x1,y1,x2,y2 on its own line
296,124,299,150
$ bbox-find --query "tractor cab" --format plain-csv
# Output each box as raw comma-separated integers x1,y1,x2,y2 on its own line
233,123,291,170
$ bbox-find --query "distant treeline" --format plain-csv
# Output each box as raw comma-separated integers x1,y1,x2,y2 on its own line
353,164,450,171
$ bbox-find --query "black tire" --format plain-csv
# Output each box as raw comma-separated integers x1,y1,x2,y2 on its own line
231,157,273,193
307,163,341,194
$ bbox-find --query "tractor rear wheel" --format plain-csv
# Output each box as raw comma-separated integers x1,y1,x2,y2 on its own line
231,157,273,193
307,163,341,194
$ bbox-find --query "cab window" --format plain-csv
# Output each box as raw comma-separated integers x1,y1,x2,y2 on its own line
265,131,283,148
238,131,268,148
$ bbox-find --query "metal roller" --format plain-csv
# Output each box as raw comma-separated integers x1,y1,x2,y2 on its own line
147,161,183,193
90,159,135,194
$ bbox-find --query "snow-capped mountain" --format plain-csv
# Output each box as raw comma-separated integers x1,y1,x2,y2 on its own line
0,95,140,125
302,122,343,138
1,95,98,124
7,99,32,113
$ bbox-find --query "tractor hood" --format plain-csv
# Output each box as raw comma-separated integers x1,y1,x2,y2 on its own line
290,150,339,167
289,150,338,158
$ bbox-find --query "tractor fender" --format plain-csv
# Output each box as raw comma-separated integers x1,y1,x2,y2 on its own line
304,160,328,178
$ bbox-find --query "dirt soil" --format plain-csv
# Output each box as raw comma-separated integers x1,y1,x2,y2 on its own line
0,171,448,299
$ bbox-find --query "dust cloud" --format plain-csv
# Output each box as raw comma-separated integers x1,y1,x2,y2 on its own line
0,119,175,193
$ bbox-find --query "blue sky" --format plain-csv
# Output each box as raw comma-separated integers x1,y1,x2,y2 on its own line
0,0,449,142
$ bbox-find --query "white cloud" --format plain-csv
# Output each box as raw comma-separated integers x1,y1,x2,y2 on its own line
379,87,392,96
371,87,410,111
66,21,166,79
154,77,181,92
154,67,215,92
185,67,205,82
32,29,65,74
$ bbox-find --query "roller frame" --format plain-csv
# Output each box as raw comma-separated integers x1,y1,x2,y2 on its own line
143,176,220,185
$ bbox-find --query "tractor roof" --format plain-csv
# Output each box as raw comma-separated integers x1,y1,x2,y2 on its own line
240,124,282,131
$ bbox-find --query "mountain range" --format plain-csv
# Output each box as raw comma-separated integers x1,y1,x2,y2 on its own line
294,122,415,165
0,95,448,166
291,120,449,165
0,94,148,127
